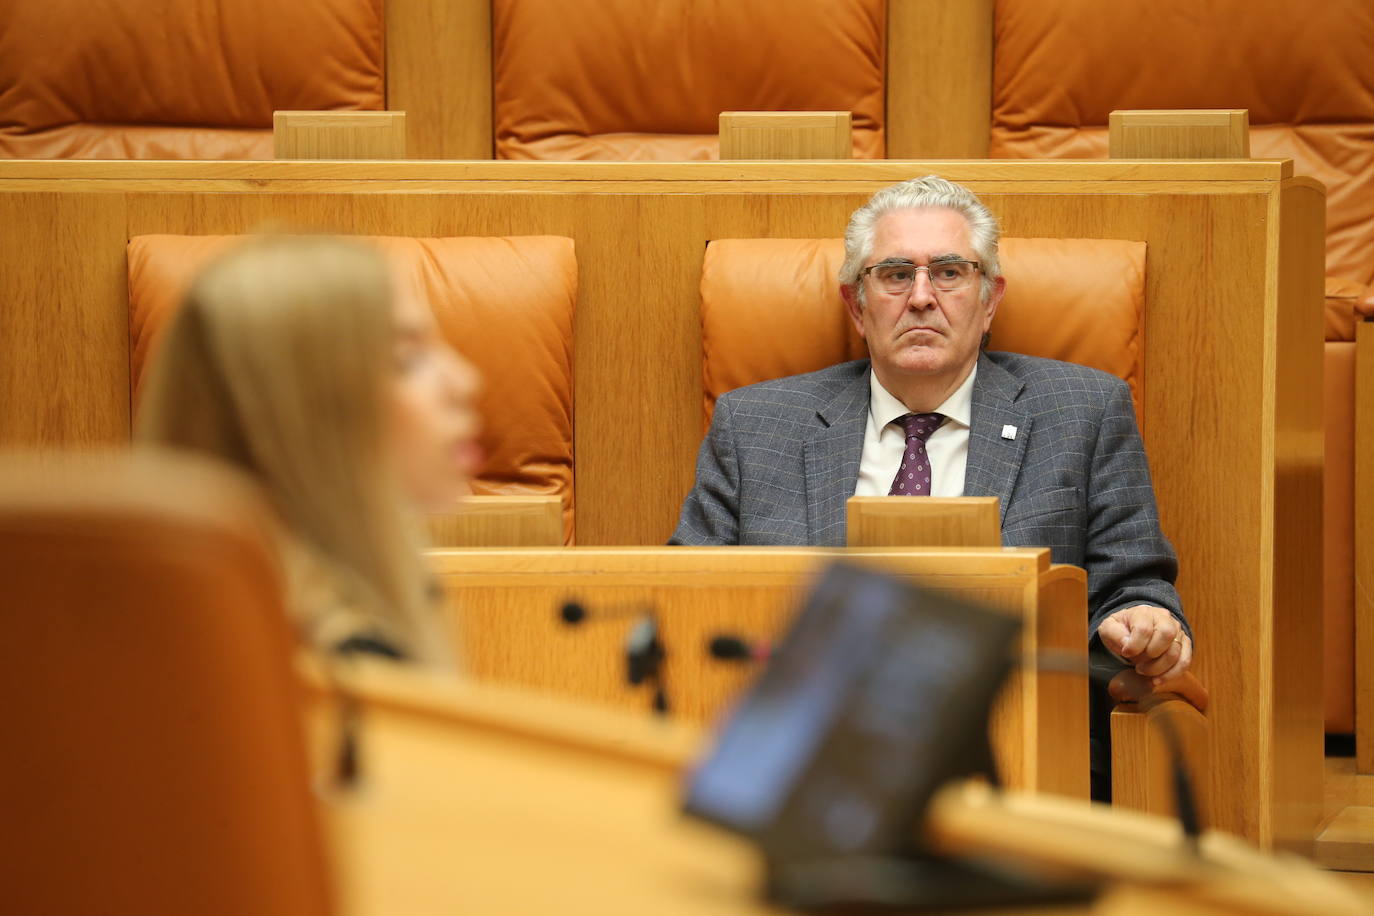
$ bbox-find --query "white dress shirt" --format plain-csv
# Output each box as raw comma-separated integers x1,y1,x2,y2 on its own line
853,366,977,498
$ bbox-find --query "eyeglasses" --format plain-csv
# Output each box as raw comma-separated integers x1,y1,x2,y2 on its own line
859,258,982,294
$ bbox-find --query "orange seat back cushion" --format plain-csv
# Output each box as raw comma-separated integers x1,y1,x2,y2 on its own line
0,0,384,159
701,237,1146,428
493,0,886,161
127,235,577,541
990,0,1374,318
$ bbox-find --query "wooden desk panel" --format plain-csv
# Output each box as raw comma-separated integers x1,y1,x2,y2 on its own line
431,546,1087,799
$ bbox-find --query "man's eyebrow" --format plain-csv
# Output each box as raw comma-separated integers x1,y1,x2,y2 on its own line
873,256,916,267
928,252,967,264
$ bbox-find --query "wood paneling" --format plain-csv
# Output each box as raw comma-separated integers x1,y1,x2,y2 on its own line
1357,319,1374,773
1268,180,1329,850
426,496,563,547
718,112,852,160
0,193,129,446
1034,564,1092,799
1109,110,1251,160
0,159,1294,183
887,0,994,159
272,111,407,160
0,157,1322,848
430,546,1087,797
384,0,492,159
846,496,1001,548
1111,701,1210,820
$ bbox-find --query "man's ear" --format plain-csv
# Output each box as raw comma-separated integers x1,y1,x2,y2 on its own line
840,283,867,338
982,275,1007,331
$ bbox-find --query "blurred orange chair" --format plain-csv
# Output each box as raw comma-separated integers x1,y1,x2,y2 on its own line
127,234,578,543
0,0,384,159
987,0,1374,741
0,451,333,915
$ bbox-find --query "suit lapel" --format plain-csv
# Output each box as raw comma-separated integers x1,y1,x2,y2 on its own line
964,355,1031,525
803,367,870,544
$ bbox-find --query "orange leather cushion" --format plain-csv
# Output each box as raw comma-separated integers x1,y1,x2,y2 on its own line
1324,341,1356,733
0,452,331,914
493,0,886,161
0,0,384,159
128,235,577,541
701,237,1146,425
989,0,1374,308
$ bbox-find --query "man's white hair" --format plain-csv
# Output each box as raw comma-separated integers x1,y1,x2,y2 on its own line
839,174,1002,303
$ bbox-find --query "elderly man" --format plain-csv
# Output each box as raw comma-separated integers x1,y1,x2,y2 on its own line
671,175,1191,692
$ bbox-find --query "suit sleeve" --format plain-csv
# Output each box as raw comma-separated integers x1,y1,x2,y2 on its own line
669,395,743,545
1084,380,1189,641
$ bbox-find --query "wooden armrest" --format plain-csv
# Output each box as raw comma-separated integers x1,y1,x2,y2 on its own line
1108,669,1209,714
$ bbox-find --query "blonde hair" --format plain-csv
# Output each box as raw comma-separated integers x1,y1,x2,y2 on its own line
135,235,451,667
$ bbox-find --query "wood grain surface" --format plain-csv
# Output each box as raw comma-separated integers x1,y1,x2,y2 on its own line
273,112,407,160
1110,700,1211,820
887,0,994,159
384,0,492,159
426,495,564,548
846,496,1001,548
1109,110,1251,160
1357,319,1374,774
718,111,852,160
429,546,1086,798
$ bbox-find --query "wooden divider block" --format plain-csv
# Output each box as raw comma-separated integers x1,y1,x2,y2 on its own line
1109,109,1250,159
273,111,407,160
718,111,851,160
427,495,563,547
1111,700,1211,818
846,496,1001,548
1356,320,1374,773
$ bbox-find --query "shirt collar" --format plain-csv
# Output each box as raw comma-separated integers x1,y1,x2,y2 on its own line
868,363,978,432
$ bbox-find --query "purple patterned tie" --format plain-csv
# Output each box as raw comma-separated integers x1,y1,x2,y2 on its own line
888,413,945,496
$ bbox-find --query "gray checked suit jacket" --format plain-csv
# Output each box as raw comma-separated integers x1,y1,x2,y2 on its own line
670,352,1185,636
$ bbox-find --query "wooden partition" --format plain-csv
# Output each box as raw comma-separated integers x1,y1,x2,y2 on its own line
431,546,1089,798
0,158,1324,849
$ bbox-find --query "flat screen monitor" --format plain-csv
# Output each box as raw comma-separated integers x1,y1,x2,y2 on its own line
683,561,1022,863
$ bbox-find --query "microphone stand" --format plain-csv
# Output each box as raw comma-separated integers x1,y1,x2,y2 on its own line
560,601,671,718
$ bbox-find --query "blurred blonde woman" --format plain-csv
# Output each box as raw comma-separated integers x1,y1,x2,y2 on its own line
136,235,479,667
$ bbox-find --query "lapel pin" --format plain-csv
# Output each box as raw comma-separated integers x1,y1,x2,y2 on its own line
1001,424,1018,441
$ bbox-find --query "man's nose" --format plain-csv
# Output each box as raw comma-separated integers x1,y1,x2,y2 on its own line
904,269,938,309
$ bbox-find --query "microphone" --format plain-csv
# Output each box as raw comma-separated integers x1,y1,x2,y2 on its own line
558,600,649,626
556,598,671,717
707,634,772,663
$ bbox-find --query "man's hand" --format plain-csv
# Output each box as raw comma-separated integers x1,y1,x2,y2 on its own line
1097,604,1192,686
